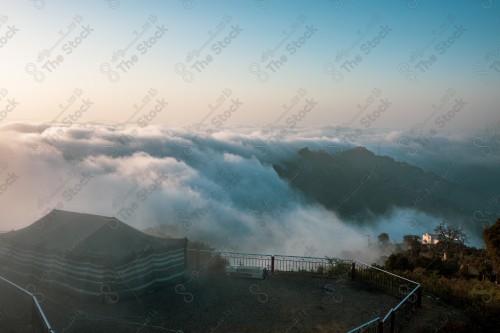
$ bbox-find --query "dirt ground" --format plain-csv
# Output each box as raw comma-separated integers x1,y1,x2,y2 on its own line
402,294,478,333
0,270,401,333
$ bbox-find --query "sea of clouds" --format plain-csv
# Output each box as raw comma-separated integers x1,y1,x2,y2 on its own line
0,122,498,261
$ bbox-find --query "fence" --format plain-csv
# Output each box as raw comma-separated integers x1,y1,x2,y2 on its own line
348,261,421,333
187,249,351,274
187,249,421,333
347,317,381,333
0,275,56,333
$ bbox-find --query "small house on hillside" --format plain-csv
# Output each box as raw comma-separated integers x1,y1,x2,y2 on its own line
422,233,441,245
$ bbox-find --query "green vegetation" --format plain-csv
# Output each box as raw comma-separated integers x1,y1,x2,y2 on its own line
484,218,500,275
381,219,500,331
323,257,351,277
206,255,230,272
187,240,214,251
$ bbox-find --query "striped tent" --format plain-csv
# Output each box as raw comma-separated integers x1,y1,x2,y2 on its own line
0,209,187,301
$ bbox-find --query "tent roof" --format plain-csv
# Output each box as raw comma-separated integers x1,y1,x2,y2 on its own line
4,209,185,265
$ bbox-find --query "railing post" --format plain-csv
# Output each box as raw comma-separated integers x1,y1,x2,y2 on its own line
31,297,36,329
378,319,384,333
271,255,275,273
390,310,395,333
351,261,356,281
417,286,422,308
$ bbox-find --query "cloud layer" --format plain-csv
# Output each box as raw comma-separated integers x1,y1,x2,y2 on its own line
0,123,498,258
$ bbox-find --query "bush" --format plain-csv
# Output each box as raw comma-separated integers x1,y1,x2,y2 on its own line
439,260,460,277
207,255,229,272
324,257,350,277
399,270,500,331
385,253,413,271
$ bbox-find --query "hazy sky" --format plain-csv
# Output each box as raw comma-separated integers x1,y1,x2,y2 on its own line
1,0,499,253
1,0,499,130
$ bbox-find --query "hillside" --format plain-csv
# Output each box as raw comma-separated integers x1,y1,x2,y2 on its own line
273,146,485,229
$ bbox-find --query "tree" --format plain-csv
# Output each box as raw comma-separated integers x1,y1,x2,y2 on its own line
433,222,468,245
403,235,421,249
378,232,390,245
483,218,500,278
403,234,420,244
432,222,468,259
402,234,422,258
377,233,391,254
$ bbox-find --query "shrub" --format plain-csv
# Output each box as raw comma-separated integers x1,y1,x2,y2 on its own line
207,255,229,272
324,257,350,277
385,253,413,271
398,269,500,331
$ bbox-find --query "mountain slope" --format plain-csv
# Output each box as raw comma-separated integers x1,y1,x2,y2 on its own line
273,146,485,228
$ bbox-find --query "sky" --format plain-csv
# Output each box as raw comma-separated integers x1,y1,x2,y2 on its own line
0,1,499,255
0,0,498,131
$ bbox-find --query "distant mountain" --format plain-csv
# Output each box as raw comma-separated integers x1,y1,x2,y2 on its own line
273,146,487,228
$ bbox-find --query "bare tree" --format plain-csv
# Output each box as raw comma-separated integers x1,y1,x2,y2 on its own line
433,222,468,259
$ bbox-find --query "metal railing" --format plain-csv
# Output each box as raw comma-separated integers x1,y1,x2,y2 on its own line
351,261,421,333
352,261,420,298
219,251,273,269
0,275,56,333
273,254,351,273
187,249,421,333
379,284,420,333
187,249,351,274
186,249,272,271
347,317,381,333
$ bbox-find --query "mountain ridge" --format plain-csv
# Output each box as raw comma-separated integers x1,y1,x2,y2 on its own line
273,146,486,235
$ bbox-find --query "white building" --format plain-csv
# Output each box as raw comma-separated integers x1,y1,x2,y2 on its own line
422,233,441,245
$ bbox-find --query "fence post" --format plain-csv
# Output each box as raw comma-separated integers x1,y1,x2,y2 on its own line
390,310,395,333
417,286,422,308
271,255,275,273
351,261,356,281
378,319,384,333
31,297,36,329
